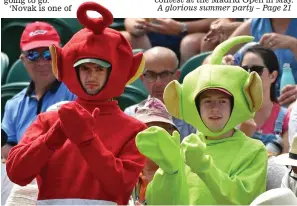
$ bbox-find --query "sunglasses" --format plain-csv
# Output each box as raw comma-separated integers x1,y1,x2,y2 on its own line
241,65,265,76
25,50,51,62
143,70,175,82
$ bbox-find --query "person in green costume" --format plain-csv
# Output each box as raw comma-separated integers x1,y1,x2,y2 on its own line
136,36,268,205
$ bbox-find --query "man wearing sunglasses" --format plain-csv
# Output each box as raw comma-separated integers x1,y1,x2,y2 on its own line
1,22,76,160
124,46,196,140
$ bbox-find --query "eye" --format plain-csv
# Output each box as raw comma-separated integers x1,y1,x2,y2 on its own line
95,67,104,72
80,66,88,71
219,99,227,104
203,99,211,104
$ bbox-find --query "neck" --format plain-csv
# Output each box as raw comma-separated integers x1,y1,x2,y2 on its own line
207,129,235,140
255,100,274,127
34,81,52,100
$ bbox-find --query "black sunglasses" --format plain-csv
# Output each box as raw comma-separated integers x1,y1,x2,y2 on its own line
25,50,51,62
241,65,265,76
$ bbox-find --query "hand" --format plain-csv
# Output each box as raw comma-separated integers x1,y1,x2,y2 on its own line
238,119,257,137
181,133,209,173
136,126,181,174
260,33,297,50
126,18,148,37
204,19,233,43
1,144,13,160
278,85,297,106
58,102,100,145
222,54,235,65
144,18,183,35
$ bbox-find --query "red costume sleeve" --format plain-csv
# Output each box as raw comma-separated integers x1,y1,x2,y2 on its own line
76,124,146,198
6,113,66,186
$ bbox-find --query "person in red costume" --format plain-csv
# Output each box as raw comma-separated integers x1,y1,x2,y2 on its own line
5,2,146,205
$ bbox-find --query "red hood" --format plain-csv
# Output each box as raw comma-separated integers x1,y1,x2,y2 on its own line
49,2,144,101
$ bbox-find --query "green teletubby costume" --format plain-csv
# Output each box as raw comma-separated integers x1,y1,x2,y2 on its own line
136,36,268,205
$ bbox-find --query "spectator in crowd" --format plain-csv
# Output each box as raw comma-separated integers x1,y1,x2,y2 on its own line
275,134,297,196
132,98,179,205
136,36,267,205
121,18,216,65
1,21,76,160
124,46,196,140
289,100,297,148
6,3,146,204
239,45,291,154
230,18,297,106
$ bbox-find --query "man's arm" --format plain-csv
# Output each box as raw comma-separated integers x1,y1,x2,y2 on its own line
228,19,252,54
6,114,67,186
1,99,18,159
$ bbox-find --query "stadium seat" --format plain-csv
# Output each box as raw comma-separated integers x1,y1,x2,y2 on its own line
5,59,30,84
116,85,148,111
1,82,29,120
179,51,212,83
1,52,9,84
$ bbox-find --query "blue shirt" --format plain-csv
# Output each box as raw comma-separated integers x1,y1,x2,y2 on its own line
251,18,297,95
2,81,76,144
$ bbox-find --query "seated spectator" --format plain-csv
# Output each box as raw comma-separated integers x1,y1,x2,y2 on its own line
1,21,76,160
121,18,216,65
275,134,297,196
1,21,75,206
230,18,297,106
239,45,290,154
132,97,178,205
124,46,196,140
289,100,297,148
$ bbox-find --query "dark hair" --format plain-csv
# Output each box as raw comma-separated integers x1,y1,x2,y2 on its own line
241,45,279,102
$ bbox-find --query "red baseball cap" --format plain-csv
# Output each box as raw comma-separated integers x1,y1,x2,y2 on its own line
20,21,61,51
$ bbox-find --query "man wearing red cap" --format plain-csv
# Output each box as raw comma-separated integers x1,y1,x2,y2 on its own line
6,2,146,205
1,21,76,205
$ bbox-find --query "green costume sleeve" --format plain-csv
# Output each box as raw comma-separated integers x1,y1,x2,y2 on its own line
145,163,190,205
182,132,267,205
136,126,190,204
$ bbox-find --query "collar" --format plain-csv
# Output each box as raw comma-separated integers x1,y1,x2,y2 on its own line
26,79,61,97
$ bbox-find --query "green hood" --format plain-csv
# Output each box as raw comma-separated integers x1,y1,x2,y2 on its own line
163,36,263,137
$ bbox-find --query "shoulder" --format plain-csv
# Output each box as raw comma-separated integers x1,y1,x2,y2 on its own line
236,130,267,153
46,101,71,112
118,109,147,131
4,88,27,109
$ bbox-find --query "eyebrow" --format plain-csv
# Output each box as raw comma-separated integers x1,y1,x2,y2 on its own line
200,95,230,99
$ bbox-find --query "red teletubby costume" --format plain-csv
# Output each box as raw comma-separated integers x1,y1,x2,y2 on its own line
6,2,147,205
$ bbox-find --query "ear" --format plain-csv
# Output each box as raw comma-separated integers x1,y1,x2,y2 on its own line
163,80,183,119
175,69,181,79
49,45,63,81
270,71,278,83
244,71,263,112
126,52,145,85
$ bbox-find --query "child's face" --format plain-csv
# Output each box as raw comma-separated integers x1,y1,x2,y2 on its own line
199,89,232,133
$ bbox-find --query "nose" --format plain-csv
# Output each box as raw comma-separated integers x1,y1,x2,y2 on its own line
210,101,219,111
154,75,163,84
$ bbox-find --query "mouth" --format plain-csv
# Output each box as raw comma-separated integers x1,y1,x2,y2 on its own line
209,116,222,120
86,84,99,89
